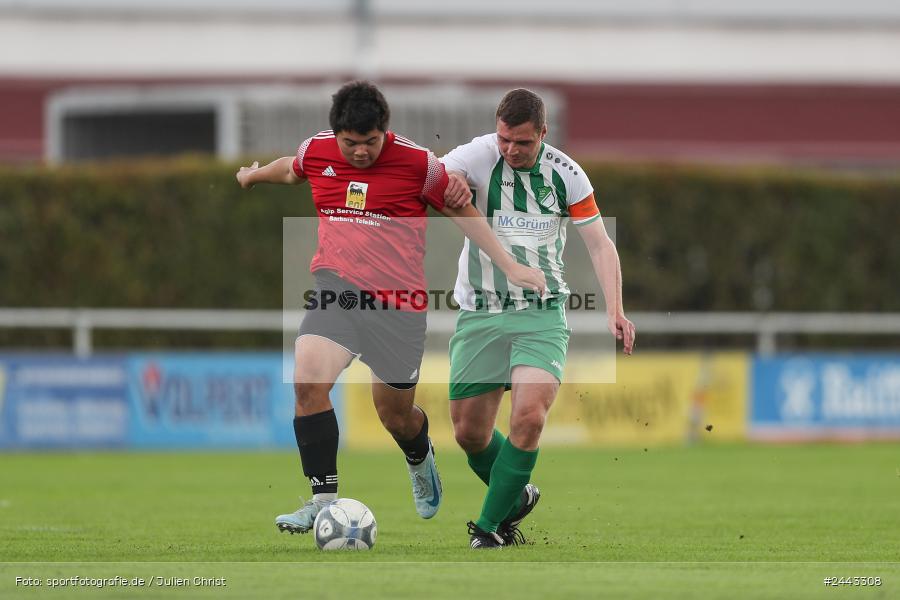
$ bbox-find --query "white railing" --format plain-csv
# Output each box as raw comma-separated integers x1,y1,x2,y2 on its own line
6,1,900,25
2,309,900,358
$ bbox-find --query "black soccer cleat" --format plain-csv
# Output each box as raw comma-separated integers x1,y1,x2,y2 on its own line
497,483,540,546
467,521,504,549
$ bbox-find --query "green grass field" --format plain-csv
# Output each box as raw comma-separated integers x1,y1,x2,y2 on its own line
1,444,898,599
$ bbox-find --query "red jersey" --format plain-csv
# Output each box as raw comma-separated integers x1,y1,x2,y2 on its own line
292,130,448,310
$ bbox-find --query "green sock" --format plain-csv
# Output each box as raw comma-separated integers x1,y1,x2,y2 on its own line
475,439,538,533
466,429,505,485
467,430,526,521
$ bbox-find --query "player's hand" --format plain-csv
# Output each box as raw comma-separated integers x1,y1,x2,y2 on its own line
608,313,635,355
507,263,546,296
444,171,472,208
236,161,259,189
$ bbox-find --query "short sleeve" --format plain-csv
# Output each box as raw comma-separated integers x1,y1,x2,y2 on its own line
565,167,594,209
422,151,449,211
293,137,313,178
569,192,601,226
440,144,470,175
440,135,497,187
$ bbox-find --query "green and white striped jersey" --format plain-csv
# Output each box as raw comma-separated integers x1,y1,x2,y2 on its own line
442,133,600,312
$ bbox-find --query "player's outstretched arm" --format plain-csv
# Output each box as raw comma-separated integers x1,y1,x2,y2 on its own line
440,203,547,295
236,156,305,189
577,218,635,355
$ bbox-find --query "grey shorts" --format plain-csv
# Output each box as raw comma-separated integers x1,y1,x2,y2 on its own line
298,270,426,389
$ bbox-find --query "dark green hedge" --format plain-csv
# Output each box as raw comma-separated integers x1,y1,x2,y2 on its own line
1,158,898,348
593,164,900,313
0,158,314,309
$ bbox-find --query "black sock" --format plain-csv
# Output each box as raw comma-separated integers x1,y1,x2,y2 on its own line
393,409,430,465
293,410,339,495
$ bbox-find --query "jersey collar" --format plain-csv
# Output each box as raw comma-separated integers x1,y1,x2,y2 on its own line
511,143,545,175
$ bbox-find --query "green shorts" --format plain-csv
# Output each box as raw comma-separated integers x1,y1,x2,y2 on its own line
448,305,571,400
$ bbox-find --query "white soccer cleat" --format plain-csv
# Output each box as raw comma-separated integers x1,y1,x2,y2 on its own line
407,438,442,519
275,496,335,534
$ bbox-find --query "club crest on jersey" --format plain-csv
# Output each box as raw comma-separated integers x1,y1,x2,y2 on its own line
536,186,557,209
346,181,368,209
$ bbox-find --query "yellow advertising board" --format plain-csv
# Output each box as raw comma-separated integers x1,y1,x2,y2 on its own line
342,352,748,448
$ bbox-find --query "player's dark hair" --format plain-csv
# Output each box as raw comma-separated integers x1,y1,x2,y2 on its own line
329,81,391,134
496,88,546,130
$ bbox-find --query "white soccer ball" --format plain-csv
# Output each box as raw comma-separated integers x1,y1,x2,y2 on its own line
313,498,377,551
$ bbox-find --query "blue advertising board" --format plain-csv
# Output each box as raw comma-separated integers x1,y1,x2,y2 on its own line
0,353,341,449
751,354,900,440
0,355,129,448
125,353,297,448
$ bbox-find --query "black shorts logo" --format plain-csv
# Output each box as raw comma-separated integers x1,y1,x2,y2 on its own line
338,290,359,310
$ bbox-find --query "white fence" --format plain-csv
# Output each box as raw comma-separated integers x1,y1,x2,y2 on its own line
6,0,900,24
2,309,900,358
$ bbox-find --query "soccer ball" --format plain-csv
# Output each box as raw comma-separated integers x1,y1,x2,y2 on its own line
313,498,377,550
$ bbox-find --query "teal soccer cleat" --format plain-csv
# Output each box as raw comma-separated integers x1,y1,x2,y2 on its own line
275,496,334,534
407,438,442,519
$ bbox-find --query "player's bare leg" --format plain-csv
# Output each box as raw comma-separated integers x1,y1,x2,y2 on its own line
275,335,353,534
508,366,558,451
372,375,442,518
371,377,422,439
450,387,505,455
294,335,353,415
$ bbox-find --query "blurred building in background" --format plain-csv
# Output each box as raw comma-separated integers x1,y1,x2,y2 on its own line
1,0,900,166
